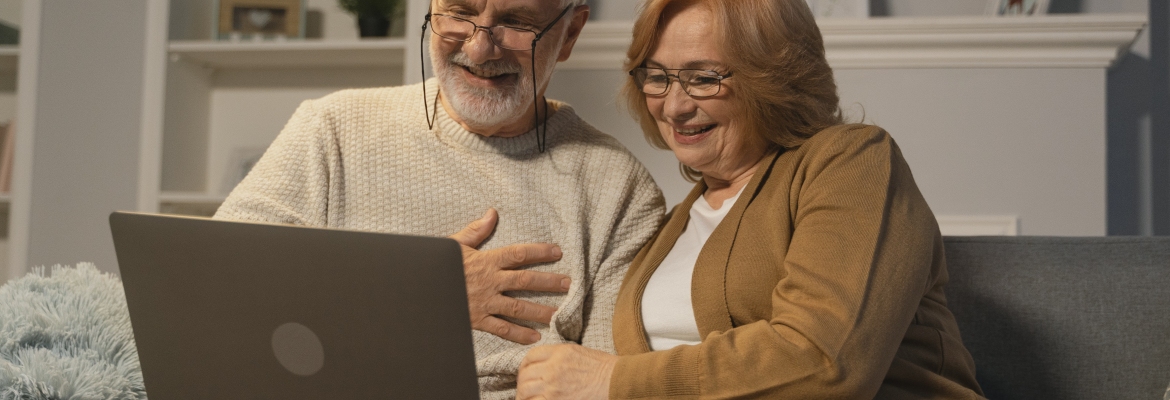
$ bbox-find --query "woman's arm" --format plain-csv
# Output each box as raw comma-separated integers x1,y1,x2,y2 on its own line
608,127,939,398
517,127,937,399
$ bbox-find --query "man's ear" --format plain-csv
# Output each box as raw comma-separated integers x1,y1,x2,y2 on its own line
557,5,591,63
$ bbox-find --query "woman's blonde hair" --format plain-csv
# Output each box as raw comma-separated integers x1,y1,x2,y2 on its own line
621,0,843,181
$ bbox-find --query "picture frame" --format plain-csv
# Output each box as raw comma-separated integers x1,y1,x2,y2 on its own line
804,0,869,19
987,0,1049,16
214,0,306,39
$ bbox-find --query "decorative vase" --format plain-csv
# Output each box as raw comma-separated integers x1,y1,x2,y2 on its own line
357,15,391,37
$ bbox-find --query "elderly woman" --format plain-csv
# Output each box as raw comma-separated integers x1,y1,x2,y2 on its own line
516,0,986,398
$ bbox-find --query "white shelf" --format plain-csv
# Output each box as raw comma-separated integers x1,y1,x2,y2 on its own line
565,15,1147,70
158,192,225,217
0,45,16,73
158,191,226,205
168,39,408,70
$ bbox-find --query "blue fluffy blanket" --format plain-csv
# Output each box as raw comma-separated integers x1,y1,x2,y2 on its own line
0,263,145,399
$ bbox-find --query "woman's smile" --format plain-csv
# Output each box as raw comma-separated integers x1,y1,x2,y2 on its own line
672,123,717,144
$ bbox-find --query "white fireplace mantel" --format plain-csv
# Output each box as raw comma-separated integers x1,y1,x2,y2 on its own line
564,14,1147,70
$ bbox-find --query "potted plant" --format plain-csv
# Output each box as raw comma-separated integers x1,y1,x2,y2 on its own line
339,0,402,37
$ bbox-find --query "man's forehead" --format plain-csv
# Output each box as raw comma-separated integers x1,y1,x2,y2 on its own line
435,0,559,16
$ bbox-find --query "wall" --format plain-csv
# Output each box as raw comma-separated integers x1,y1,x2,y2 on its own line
880,0,1162,236
547,67,1110,236
15,0,152,276
833,68,1107,235
0,1,19,27
156,0,1155,236
547,0,1155,236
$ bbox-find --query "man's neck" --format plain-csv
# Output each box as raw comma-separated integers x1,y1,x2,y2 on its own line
438,92,550,138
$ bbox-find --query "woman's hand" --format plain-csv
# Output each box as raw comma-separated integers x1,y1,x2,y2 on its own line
517,344,617,400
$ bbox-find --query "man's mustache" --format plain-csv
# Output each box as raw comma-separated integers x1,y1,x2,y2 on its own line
446,52,523,76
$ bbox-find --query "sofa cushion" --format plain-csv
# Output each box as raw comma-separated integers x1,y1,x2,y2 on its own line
943,236,1170,400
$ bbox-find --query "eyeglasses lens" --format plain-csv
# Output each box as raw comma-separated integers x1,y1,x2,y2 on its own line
430,15,535,51
637,69,722,97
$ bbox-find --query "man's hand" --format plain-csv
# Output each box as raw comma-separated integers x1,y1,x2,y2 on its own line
449,208,569,345
517,344,617,400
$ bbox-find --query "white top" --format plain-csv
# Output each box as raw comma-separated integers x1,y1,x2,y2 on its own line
214,80,666,400
642,186,744,351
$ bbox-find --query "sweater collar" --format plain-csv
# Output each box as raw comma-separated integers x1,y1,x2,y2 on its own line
425,79,574,155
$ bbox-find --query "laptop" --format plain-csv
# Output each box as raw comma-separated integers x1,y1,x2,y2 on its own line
109,212,481,399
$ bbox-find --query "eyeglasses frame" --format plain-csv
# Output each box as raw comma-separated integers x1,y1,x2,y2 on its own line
629,67,733,98
420,5,576,152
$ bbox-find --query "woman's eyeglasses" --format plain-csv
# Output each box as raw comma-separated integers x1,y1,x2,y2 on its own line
630,67,731,98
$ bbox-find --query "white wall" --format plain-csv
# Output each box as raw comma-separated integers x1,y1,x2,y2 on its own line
586,0,640,21
17,0,153,276
833,68,1107,235
549,0,1154,236
0,1,19,27
546,67,1111,236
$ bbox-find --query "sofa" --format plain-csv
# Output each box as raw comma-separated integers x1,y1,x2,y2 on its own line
943,236,1170,400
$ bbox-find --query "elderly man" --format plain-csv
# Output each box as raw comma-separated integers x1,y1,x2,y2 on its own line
213,0,665,398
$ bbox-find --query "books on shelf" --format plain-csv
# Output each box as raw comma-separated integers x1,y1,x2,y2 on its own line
0,121,13,193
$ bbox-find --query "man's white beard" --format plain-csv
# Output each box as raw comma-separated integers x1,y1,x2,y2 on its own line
432,49,555,130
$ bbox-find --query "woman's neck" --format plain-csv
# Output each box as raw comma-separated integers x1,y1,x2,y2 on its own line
702,154,767,209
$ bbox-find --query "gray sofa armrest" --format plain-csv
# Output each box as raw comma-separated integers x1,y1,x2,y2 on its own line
943,236,1170,400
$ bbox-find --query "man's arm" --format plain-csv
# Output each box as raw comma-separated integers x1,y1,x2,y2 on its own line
221,100,571,345
580,169,666,353
214,99,337,226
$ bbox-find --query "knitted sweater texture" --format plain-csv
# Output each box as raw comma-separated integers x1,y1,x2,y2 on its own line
214,80,666,399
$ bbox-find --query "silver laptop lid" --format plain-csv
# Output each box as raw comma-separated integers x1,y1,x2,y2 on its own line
110,212,480,399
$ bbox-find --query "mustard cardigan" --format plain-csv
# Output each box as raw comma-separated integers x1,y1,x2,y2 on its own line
610,125,985,399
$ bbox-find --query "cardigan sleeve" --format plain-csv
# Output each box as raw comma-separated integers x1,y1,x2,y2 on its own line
609,127,941,398
214,99,342,227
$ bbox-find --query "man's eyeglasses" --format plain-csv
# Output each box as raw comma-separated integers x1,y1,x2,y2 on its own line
428,14,541,51
421,5,575,152
629,67,732,98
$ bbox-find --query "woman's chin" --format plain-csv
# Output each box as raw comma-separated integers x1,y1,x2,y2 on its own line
670,152,708,173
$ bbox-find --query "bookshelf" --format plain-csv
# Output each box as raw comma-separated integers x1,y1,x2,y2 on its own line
158,39,412,214
0,45,15,73
0,44,14,278
155,0,428,217
169,39,408,69
0,45,14,140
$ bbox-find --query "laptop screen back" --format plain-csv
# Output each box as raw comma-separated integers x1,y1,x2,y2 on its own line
110,212,480,399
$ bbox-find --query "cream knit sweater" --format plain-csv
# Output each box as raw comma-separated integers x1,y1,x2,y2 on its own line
214,80,666,399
